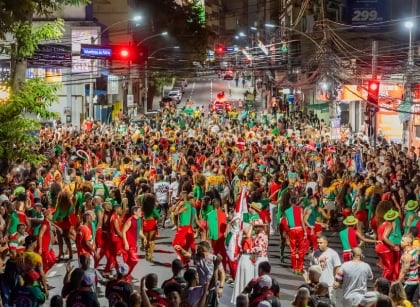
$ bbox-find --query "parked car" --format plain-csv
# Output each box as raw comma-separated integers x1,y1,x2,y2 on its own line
168,91,182,103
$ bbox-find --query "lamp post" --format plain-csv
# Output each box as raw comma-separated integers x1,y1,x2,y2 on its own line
135,32,169,114
144,46,179,114
87,15,142,120
405,21,414,66
403,20,415,146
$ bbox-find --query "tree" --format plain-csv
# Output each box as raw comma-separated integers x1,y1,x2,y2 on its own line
0,78,59,170
136,0,212,62
0,0,89,170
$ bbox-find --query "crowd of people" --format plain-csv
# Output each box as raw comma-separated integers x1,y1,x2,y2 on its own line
0,96,418,307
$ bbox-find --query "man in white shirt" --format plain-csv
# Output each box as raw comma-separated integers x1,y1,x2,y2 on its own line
311,235,341,305
154,174,170,228
334,247,373,307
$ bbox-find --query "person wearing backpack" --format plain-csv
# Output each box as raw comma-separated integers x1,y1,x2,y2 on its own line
105,263,133,307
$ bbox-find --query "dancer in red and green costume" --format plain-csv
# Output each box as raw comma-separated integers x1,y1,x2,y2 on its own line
275,183,290,263
339,215,379,262
376,209,400,281
122,206,144,281
403,200,418,235
303,194,327,252
172,191,195,267
192,174,206,209
53,191,74,260
207,198,228,270
37,209,58,272
141,193,160,262
284,195,306,275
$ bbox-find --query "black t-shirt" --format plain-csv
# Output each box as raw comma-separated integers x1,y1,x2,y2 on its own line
66,288,100,307
105,279,133,306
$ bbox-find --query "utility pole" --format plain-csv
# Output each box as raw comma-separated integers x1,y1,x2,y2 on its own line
371,40,378,147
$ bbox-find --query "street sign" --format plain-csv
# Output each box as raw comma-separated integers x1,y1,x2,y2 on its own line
28,44,71,67
80,44,112,59
287,94,295,103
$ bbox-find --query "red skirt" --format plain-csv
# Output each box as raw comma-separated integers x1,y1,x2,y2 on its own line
143,219,157,232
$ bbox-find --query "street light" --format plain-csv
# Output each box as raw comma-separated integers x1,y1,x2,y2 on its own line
144,46,180,114
87,15,142,120
136,31,168,46
404,21,414,66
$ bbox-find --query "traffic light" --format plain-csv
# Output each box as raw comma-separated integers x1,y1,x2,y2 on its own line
215,44,225,55
367,79,380,105
111,45,148,64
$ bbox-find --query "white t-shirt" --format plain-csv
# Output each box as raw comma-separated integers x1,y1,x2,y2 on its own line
338,260,373,307
311,247,341,287
154,181,170,204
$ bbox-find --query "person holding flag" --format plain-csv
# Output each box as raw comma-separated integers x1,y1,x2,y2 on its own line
225,215,241,284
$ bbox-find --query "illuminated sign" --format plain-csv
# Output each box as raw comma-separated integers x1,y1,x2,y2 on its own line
80,44,112,59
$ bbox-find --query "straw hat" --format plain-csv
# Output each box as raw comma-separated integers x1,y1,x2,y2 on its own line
384,209,399,221
343,215,359,226
405,200,419,211
250,202,263,211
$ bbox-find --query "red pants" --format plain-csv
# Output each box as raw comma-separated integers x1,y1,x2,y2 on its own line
228,259,238,279
378,250,396,281
211,237,228,270
289,227,305,271
305,226,319,251
41,249,56,273
105,235,123,272
123,245,138,276
173,226,195,265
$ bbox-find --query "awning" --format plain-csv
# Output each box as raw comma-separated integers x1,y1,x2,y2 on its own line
307,102,329,111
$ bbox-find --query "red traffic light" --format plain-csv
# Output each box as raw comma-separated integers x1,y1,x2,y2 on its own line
215,44,225,55
110,45,148,64
120,49,130,58
367,79,380,105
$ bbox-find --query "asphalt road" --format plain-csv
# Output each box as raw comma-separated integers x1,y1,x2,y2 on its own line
43,225,381,307
155,75,263,112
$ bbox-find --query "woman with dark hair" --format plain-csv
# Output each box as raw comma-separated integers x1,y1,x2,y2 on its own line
49,182,62,209
141,193,160,262
53,191,74,260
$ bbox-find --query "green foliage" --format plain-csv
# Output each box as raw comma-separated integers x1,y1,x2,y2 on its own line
140,0,210,62
0,0,90,39
13,19,65,59
0,78,59,165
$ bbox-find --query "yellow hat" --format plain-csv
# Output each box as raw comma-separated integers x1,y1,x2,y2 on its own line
384,209,399,221
405,200,419,211
343,215,359,226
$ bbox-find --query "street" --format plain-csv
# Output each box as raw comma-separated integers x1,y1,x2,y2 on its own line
44,225,381,307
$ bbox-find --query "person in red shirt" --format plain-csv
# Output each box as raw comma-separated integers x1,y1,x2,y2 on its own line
268,174,282,235
122,206,144,282
37,209,58,272
75,212,97,268
106,202,125,274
